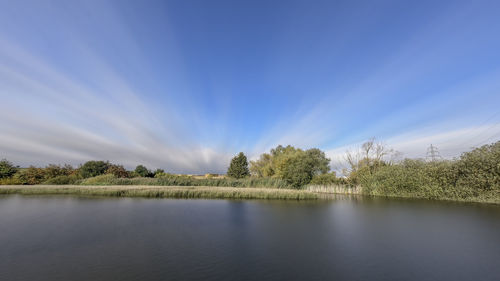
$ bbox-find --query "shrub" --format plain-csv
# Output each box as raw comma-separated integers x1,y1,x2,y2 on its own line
352,141,500,201
44,164,74,178
106,164,129,178
14,166,47,185
79,174,117,185
135,165,153,177
153,169,165,176
0,159,18,179
154,172,173,178
454,141,500,191
43,174,81,185
0,176,23,185
129,171,140,178
80,161,110,178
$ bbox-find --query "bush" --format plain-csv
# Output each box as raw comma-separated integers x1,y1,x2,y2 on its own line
454,141,500,191
154,172,173,178
352,141,500,201
0,177,23,185
43,174,81,185
14,166,47,185
106,164,129,178
79,174,117,185
153,169,165,176
0,159,18,179
135,165,153,177
44,164,74,178
80,161,110,178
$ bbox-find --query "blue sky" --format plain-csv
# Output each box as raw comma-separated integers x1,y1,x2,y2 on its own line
1,0,500,173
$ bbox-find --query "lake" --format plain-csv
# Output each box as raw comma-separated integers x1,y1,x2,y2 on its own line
1,195,499,281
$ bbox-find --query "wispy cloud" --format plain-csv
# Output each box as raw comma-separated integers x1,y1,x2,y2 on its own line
250,1,500,160
0,38,232,173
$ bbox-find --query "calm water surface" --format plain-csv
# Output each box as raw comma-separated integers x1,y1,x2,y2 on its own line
1,195,499,281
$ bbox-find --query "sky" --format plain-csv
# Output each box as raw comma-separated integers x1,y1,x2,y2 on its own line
1,0,500,173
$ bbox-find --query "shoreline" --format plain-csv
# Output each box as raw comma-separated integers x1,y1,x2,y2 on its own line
0,185,319,200
0,185,498,204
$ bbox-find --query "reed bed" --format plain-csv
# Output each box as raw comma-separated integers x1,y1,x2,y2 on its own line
0,185,319,200
306,184,361,195
76,174,292,189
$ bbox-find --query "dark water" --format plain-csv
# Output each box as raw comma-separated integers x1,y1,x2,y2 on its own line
1,195,499,281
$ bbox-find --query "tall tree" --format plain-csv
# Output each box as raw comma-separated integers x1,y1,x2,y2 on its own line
250,145,331,187
227,152,250,179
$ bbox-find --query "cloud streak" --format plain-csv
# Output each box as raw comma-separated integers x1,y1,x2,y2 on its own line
1,0,499,173
0,37,232,173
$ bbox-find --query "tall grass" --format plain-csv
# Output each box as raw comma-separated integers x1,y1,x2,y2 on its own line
77,174,292,188
0,185,318,200
306,184,361,195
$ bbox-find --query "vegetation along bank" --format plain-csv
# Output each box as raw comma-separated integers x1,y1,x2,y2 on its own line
1,140,498,203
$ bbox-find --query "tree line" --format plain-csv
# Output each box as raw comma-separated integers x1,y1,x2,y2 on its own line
1,139,499,202
0,160,165,185
227,139,499,202
227,145,337,187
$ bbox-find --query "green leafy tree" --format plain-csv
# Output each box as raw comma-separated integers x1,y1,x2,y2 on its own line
227,152,250,179
135,165,153,177
0,159,18,179
249,145,331,187
277,151,314,188
305,148,330,175
250,153,273,177
79,161,110,178
250,145,299,177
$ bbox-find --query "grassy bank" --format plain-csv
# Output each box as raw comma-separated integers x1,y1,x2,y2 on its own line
0,185,319,200
1,184,497,203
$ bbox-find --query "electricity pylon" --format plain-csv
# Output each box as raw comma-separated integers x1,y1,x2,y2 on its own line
426,144,442,162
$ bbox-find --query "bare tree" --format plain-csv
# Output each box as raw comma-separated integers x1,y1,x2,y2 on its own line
344,138,395,174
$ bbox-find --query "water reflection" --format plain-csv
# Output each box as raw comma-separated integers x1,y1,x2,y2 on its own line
0,195,499,281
